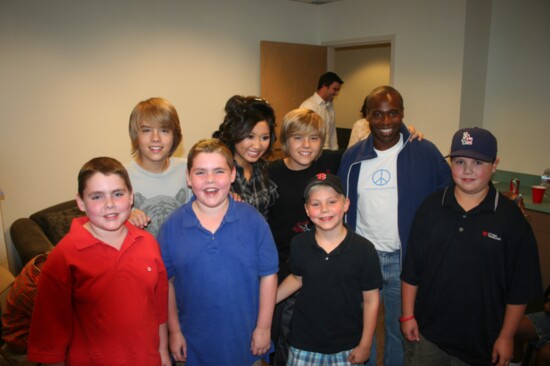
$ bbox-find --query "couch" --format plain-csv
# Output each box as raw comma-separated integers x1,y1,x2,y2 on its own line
10,200,85,266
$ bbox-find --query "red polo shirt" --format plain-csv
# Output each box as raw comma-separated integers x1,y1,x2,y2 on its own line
28,217,168,365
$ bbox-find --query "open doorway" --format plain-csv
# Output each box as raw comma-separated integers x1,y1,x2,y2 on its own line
260,38,392,150
331,43,391,147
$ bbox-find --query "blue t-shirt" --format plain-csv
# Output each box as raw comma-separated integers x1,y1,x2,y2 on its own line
158,197,278,366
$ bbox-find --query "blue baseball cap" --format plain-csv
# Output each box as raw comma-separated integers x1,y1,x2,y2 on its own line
445,127,497,162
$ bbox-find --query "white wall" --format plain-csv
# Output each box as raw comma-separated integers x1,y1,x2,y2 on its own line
459,0,492,129
319,0,467,155
483,0,550,174
0,0,320,270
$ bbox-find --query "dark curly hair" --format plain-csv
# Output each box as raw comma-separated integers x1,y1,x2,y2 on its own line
212,95,276,158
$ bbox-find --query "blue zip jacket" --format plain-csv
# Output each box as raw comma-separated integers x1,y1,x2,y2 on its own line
338,124,451,256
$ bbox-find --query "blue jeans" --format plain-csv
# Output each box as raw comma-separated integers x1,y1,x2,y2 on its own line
367,250,404,366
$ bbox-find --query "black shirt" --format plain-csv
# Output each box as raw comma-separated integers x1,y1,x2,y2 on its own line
401,183,542,366
267,149,341,279
288,227,382,354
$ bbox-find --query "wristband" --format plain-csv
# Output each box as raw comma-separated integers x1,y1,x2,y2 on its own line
399,315,415,323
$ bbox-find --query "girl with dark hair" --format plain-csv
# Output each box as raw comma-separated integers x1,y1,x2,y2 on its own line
213,95,278,218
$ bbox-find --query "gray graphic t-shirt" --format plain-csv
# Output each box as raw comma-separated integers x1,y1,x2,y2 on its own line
126,158,192,237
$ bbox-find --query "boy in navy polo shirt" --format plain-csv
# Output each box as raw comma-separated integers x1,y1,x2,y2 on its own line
276,173,382,365
401,127,542,366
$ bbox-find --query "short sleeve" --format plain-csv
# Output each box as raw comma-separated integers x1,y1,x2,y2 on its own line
256,217,279,277
358,238,383,291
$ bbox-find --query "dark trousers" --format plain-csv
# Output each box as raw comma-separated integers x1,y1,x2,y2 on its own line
271,294,296,366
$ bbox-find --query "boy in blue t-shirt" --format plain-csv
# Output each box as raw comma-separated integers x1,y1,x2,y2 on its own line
158,138,278,366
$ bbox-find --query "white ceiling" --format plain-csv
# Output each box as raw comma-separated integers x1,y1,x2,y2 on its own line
289,0,342,5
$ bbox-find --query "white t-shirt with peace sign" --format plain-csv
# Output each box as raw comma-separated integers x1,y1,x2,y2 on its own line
356,134,404,252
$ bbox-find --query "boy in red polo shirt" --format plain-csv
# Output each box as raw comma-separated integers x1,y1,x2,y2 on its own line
28,157,169,366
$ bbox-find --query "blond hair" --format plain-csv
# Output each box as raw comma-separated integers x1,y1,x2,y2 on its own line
128,97,182,157
279,109,326,156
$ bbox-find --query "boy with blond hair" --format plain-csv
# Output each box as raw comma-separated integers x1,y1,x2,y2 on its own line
277,173,382,365
126,97,192,236
268,108,341,279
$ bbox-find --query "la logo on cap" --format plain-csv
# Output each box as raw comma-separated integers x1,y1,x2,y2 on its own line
461,132,473,146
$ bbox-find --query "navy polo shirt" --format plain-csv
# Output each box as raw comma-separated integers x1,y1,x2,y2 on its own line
401,183,542,366
288,226,382,354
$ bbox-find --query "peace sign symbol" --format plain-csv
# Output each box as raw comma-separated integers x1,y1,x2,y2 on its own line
372,169,391,186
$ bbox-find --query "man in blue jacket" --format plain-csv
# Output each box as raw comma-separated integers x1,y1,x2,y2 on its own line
338,86,450,366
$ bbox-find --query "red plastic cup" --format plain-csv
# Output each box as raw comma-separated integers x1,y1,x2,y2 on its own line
531,185,546,204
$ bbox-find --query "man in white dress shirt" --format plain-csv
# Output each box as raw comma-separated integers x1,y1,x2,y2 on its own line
300,72,344,150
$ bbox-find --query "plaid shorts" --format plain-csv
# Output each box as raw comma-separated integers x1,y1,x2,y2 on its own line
287,346,354,366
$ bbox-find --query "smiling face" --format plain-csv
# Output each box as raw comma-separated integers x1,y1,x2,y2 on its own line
451,156,499,197
187,151,236,210
304,185,349,233
136,120,174,172
285,132,323,171
233,121,271,167
366,92,404,151
76,172,133,238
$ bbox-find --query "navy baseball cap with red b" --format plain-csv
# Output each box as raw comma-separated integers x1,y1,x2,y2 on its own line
445,127,497,162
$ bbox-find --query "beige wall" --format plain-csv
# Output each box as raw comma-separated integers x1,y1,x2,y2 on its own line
1,0,549,269
333,45,391,130
459,0,492,130
320,0,467,156
483,0,550,174
0,0,321,270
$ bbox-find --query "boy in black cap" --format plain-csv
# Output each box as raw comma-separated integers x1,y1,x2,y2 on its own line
401,127,542,366
276,173,382,365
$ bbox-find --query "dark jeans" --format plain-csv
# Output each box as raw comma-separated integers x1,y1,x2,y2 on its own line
411,334,471,366
272,294,296,366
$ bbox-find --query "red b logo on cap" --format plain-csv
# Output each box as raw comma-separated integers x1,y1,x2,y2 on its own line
316,173,327,181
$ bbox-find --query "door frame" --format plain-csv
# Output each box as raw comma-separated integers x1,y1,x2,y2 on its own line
323,34,396,86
